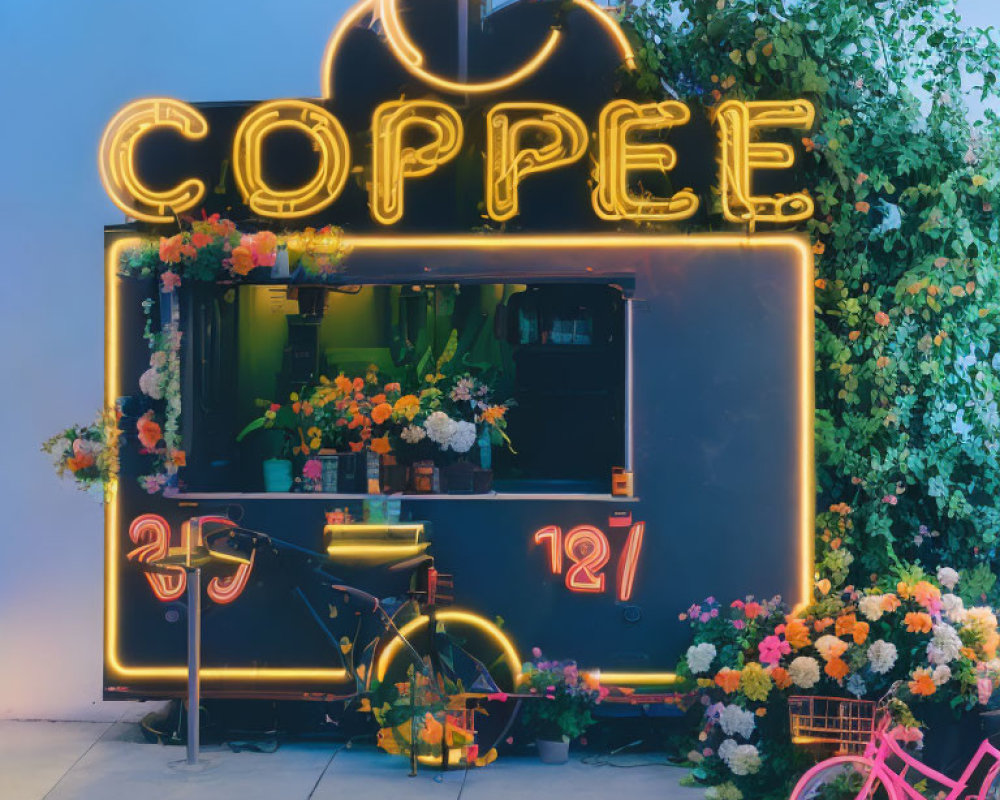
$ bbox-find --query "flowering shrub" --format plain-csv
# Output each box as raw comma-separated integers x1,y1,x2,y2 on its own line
518,649,607,742
675,568,1000,798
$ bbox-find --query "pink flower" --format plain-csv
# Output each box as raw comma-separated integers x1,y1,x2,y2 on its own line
732,619,746,630
758,635,791,665
882,495,898,505
979,677,993,705
700,612,711,623
160,271,181,293
889,726,923,745
302,459,322,480
532,647,542,659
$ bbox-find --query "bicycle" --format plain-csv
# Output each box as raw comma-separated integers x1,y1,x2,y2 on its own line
139,513,523,771
788,685,1000,800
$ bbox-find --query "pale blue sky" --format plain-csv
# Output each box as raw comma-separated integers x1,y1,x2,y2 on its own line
0,0,996,719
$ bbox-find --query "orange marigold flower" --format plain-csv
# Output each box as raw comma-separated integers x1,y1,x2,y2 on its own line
171,450,187,467
770,667,792,690
136,411,162,451
875,311,890,327
825,657,850,682
785,618,811,650
159,234,194,264
66,451,96,473
228,245,255,276
744,602,763,619
852,621,870,645
913,581,941,611
881,594,901,612
802,137,815,152
393,394,421,421
877,356,890,369
384,382,401,393
349,441,364,452
371,403,393,425
812,241,826,255
815,278,827,289
835,615,857,638
370,435,391,455
961,647,978,661
904,612,933,634
335,375,353,394
714,668,742,694
191,231,213,249
817,579,832,596
814,617,834,632
371,394,387,405
848,330,861,341
909,669,936,697
855,201,871,213
856,172,869,185
481,405,507,425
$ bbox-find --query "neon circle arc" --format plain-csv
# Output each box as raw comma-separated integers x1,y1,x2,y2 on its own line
320,0,638,99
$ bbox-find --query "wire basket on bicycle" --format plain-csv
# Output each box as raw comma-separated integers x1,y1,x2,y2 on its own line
788,695,877,755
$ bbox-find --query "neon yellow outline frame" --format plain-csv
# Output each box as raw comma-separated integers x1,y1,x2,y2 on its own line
106,233,813,688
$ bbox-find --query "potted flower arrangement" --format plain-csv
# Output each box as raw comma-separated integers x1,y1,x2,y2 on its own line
236,390,321,492
518,648,607,764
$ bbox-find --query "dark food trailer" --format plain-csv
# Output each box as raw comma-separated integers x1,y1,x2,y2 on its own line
101,0,813,712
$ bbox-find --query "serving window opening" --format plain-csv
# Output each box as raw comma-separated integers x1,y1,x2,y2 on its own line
182,281,627,495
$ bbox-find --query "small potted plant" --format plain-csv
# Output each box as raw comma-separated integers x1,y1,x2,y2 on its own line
518,648,606,764
236,391,319,492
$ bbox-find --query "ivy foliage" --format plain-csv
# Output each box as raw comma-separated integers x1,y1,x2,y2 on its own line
623,0,1000,589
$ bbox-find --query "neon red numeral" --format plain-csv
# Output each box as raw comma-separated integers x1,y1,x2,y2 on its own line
533,525,562,575
127,514,186,601
564,526,610,593
616,523,645,602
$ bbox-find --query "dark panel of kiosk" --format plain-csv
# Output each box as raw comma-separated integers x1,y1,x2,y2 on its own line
107,238,803,696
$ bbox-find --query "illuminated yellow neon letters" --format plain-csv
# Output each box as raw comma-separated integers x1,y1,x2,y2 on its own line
593,100,698,221
233,100,351,219
371,101,464,225
715,99,816,224
486,103,588,222
98,98,209,223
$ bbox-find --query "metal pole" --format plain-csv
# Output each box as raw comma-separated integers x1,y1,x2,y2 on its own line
625,299,634,472
187,567,201,766
457,0,468,83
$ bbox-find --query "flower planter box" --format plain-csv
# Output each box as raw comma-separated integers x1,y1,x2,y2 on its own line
381,463,408,494
442,460,475,494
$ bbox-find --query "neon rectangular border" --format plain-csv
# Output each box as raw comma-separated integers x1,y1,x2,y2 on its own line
105,233,814,687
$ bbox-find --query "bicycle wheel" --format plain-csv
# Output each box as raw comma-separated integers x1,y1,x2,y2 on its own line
373,609,522,766
789,756,897,800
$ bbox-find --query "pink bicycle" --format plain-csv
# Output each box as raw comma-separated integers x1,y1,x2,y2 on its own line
788,688,1000,800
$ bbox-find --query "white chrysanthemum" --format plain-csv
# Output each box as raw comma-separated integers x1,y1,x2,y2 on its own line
423,411,457,446
139,367,163,399
789,656,820,689
858,594,885,622
937,567,960,591
448,420,477,453
942,593,967,624
718,739,761,776
401,424,426,444
927,623,963,665
932,665,952,686
686,642,716,675
718,704,755,739
867,640,898,674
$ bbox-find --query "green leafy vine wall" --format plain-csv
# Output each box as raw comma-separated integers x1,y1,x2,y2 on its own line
624,0,1000,590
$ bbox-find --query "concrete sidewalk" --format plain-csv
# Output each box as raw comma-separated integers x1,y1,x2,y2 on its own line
0,720,703,800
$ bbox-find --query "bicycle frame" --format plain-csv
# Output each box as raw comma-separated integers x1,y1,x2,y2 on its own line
804,715,1000,800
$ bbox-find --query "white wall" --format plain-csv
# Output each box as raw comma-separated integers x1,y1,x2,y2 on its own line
0,0,996,721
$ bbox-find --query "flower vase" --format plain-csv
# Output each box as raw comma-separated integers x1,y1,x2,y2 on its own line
535,739,569,764
477,428,492,470
262,458,293,492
